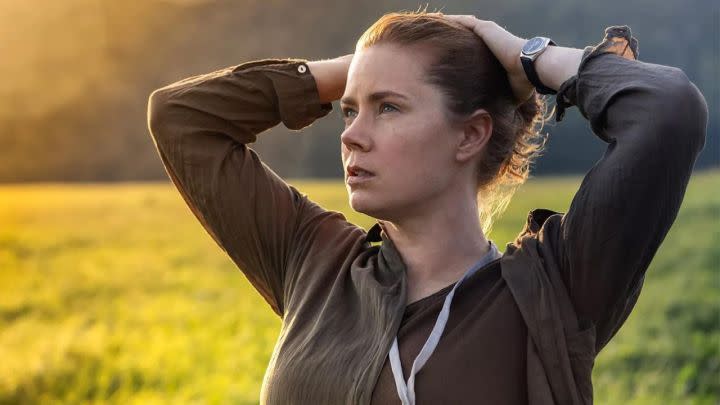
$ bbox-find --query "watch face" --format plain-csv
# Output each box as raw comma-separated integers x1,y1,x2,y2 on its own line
522,37,548,55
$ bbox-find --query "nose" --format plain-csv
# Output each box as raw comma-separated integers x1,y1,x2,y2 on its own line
340,117,373,153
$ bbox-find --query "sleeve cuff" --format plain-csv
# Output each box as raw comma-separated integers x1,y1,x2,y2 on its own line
554,25,639,123
232,58,334,130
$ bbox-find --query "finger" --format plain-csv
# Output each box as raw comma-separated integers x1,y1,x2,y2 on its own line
444,15,492,37
443,14,477,29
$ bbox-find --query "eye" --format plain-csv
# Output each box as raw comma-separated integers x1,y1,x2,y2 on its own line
380,103,398,113
341,107,357,119
341,103,398,120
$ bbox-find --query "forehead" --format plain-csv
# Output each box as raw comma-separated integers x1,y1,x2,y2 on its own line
344,43,435,101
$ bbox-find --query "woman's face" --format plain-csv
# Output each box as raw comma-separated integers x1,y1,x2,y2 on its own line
340,43,468,221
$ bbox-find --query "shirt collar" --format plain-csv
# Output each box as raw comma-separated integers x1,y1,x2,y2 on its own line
512,208,561,245
365,208,560,245
365,222,384,243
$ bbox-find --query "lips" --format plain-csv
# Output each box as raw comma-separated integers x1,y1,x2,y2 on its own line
346,164,375,186
346,165,375,177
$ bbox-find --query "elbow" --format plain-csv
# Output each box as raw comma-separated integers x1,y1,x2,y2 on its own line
649,67,709,157
146,88,174,141
665,69,708,150
680,74,709,156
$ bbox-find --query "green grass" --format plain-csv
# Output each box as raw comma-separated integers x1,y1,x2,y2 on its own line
1,169,718,404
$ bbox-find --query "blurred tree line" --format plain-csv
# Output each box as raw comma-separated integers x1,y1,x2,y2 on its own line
0,0,716,182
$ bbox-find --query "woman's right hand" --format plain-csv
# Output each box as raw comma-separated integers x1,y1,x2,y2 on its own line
307,54,354,103
441,14,534,104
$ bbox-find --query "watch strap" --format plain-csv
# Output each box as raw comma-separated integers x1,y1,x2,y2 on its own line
521,38,557,95
521,54,557,95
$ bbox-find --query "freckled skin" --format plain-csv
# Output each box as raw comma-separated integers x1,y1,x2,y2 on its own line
340,44,470,223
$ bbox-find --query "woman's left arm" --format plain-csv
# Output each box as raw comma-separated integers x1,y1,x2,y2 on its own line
547,29,707,350
448,17,709,350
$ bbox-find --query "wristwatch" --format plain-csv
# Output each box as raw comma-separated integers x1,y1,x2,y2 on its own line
520,37,557,95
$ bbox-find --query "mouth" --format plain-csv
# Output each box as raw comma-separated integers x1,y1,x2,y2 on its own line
346,165,376,185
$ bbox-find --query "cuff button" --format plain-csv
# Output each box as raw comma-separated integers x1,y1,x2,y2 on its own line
297,64,307,74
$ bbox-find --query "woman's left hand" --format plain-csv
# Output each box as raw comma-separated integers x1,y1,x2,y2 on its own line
440,14,535,104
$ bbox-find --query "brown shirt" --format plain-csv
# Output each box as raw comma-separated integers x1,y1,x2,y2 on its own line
146,26,707,404
369,258,529,404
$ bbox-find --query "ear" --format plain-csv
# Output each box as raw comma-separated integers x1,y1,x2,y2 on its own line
455,108,493,163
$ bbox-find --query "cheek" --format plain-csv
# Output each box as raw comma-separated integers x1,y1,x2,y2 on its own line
383,117,454,188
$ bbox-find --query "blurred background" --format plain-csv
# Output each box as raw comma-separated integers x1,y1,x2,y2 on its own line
0,0,718,404
0,0,717,181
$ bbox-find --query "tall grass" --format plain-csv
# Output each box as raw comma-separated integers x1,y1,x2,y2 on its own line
1,169,717,404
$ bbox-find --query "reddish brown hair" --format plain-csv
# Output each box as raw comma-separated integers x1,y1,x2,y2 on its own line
356,10,551,235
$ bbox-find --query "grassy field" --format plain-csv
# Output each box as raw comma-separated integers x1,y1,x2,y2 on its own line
1,169,718,404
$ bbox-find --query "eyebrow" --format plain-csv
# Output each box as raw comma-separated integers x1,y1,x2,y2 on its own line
340,90,409,106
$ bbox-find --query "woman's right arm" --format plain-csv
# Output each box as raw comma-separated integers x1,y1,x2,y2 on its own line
307,54,353,103
146,55,352,317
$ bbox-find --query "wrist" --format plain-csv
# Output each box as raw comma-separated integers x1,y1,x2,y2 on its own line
307,54,353,103
533,46,584,91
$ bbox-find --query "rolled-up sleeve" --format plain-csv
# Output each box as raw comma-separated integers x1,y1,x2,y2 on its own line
546,26,708,351
146,59,334,317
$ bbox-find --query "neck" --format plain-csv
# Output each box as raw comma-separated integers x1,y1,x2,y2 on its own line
379,189,490,299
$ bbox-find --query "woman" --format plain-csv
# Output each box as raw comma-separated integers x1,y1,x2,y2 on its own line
146,11,707,405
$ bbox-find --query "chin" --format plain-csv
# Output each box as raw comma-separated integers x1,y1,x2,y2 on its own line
348,191,397,221
348,190,379,216
348,191,370,213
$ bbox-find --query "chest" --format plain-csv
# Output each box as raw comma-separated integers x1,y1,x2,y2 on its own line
371,275,528,404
